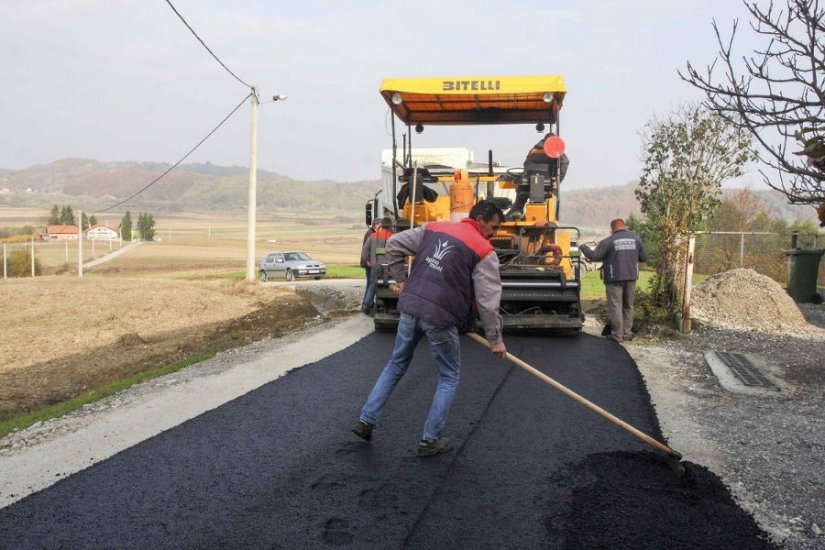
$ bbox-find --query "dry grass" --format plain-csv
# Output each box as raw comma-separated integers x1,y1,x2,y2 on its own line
0,208,368,371
0,207,368,422
0,276,292,375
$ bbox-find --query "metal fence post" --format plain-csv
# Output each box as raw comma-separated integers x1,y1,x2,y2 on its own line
3,243,6,280
739,233,745,268
681,235,696,333
31,239,35,277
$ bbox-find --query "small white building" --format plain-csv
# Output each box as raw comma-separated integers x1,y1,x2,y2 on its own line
86,224,119,241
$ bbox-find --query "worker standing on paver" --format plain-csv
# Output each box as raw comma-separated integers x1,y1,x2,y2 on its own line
580,218,649,342
352,200,507,457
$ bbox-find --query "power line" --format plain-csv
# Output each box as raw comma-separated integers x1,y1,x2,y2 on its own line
99,92,252,213
164,0,251,89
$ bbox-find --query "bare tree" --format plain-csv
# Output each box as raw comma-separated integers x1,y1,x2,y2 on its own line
680,0,825,205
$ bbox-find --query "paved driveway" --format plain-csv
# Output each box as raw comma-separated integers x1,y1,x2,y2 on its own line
0,332,774,548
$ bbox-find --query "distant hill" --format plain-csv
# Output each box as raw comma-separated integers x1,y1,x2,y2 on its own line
0,159,817,229
561,182,818,230
562,183,641,229
0,159,378,217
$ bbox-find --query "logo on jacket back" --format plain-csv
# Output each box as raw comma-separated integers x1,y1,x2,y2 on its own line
426,239,454,272
613,238,636,251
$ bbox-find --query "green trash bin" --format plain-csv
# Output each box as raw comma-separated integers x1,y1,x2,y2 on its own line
786,248,825,303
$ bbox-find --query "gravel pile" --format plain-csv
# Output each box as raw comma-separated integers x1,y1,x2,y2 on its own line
691,269,824,338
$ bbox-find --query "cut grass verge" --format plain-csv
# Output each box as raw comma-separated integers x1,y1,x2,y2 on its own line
580,269,656,300
0,351,216,440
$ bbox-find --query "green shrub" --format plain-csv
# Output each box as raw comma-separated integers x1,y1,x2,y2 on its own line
633,276,677,334
6,249,42,277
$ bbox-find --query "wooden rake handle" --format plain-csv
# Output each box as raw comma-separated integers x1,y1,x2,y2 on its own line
467,332,681,460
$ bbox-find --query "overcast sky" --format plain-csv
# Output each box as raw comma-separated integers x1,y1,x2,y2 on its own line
0,1,767,188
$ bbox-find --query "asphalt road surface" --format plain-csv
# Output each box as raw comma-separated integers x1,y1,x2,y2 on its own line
0,332,775,549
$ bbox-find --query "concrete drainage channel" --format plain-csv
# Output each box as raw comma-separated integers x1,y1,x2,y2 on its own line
704,351,786,396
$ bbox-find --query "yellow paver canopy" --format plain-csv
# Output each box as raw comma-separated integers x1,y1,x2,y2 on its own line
380,75,566,125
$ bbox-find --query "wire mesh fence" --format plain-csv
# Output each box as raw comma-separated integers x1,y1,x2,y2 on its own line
696,232,785,284
666,230,825,332
1,239,124,278
693,231,825,286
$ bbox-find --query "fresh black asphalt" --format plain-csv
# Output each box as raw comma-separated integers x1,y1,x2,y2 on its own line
0,332,776,548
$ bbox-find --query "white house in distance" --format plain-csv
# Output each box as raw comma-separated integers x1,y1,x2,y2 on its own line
86,223,119,241
45,225,79,241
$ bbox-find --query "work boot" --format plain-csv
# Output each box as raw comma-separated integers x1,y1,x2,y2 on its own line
606,335,622,343
351,420,374,442
416,436,453,457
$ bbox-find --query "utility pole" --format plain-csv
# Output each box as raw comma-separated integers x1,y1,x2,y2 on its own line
245,86,259,282
78,209,83,278
245,89,287,281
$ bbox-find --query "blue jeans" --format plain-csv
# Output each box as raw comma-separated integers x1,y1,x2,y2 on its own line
360,313,461,441
361,266,379,311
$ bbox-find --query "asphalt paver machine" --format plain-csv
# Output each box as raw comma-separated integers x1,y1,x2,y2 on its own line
366,75,584,333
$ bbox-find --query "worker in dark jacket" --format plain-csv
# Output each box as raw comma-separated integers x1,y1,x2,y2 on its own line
505,133,569,221
580,218,649,342
360,217,393,314
360,218,382,307
352,201,506,457
523,134,570,180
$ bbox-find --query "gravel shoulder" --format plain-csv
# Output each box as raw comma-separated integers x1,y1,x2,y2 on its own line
622,302,825,549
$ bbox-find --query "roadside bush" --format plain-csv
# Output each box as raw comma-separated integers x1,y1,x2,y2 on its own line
632,277,678,335
6,249,42,277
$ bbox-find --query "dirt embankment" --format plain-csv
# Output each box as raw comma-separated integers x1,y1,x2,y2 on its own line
0,277,348,420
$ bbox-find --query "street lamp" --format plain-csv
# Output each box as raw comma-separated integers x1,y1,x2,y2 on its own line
246,87,287,282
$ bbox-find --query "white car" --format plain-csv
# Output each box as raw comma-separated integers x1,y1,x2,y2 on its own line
259,251,326,282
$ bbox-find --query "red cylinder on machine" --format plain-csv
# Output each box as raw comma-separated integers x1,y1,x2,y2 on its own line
450,169,473,222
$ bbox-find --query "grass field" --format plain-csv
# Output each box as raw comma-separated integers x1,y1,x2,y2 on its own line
579,268,656,299
2,206,669,294
2,207,366,278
